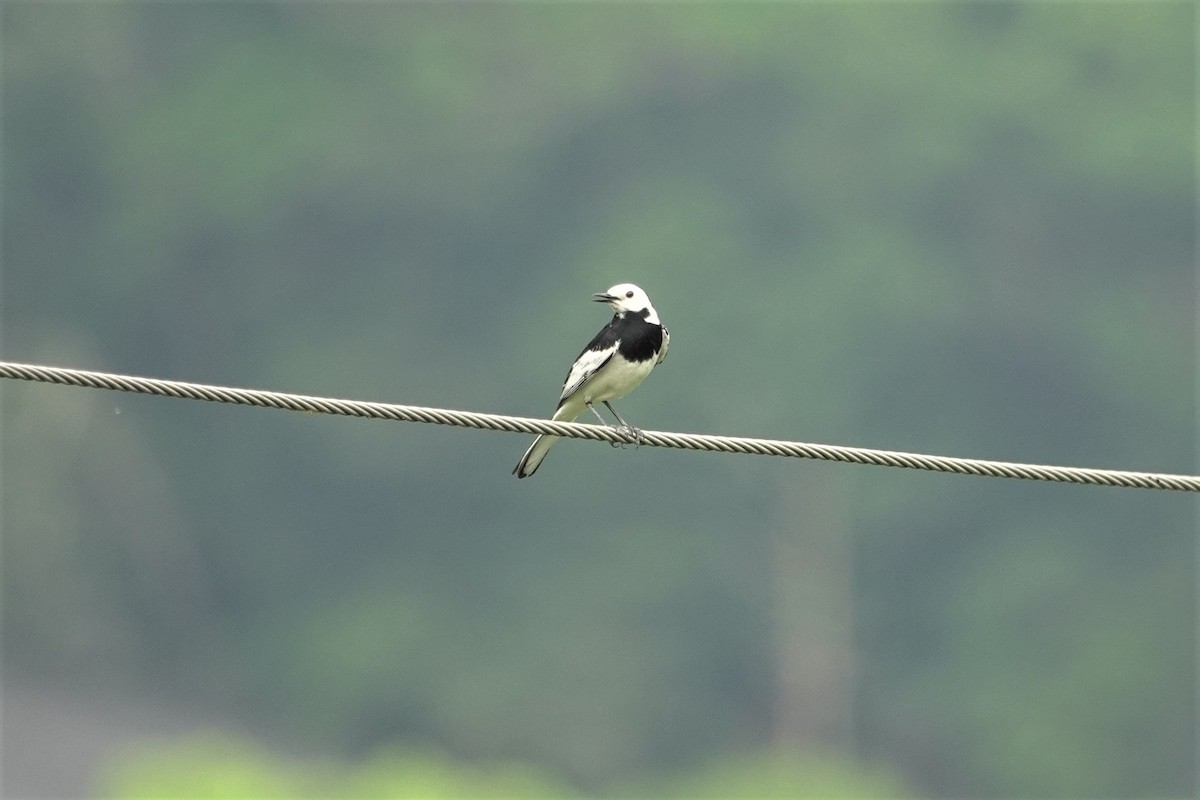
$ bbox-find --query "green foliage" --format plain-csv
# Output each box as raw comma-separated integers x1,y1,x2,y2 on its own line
4,2,1194,797
103,736,572,799
634,750,905,798
103,737,902,799
104,735,302,799
339,748,570,800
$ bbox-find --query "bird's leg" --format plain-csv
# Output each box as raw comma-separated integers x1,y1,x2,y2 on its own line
603,401,644,445
586,401,624,448
585,401,609,426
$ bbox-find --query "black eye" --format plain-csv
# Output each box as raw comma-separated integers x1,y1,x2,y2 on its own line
625,290,634,298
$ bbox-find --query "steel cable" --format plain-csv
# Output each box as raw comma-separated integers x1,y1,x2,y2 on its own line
2,361,1196,492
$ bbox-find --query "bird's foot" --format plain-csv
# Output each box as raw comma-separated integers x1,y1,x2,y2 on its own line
615,424,644,447
606,424,641,448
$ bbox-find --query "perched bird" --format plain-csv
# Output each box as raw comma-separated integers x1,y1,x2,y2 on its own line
513,283,669,478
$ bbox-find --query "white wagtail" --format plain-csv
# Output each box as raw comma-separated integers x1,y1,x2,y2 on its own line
513,283,669,478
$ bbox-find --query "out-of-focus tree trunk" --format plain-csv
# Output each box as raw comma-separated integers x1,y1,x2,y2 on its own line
771,468,855,752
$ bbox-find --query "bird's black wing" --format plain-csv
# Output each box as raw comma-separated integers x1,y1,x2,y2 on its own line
556,317,622,406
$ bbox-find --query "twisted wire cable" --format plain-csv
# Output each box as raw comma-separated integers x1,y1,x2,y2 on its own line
2,361,1196,492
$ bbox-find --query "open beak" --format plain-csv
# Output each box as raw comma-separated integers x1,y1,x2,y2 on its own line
592,292,617,304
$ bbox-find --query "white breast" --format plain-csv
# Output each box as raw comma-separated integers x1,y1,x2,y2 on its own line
581,351,656,404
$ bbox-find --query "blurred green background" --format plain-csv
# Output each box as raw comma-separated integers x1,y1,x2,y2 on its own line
2,2,1194,798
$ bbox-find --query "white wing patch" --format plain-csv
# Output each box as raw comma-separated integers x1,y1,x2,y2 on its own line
656,326,670,365
559,344,617,404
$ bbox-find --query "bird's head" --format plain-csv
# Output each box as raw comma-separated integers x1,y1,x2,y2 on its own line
593,283,660,324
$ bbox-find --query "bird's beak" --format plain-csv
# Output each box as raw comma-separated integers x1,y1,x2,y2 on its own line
593,292,616,304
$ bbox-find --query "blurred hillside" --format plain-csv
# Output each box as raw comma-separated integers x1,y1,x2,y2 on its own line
2,3,1194,797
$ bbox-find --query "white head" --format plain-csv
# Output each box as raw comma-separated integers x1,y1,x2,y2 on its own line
592,283,660,324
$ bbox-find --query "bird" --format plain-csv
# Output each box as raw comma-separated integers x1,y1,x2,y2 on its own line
513,283,669,478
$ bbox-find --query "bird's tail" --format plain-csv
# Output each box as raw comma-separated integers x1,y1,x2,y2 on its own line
513,434,560,479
